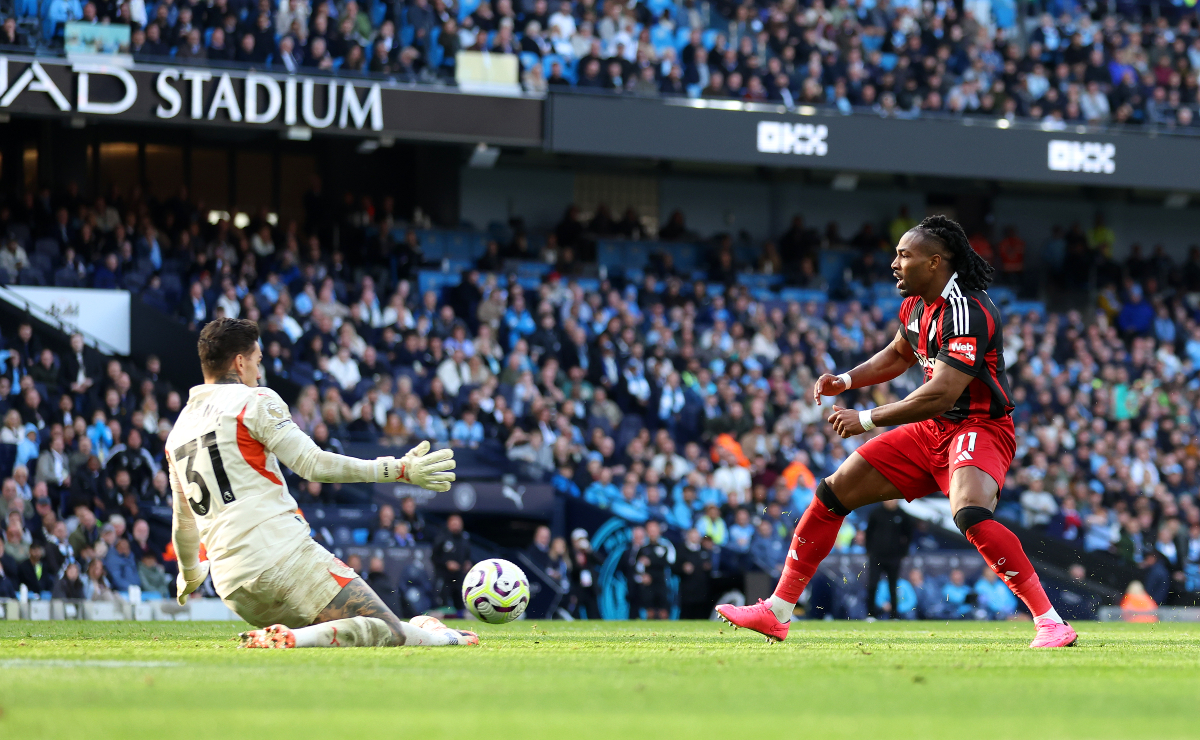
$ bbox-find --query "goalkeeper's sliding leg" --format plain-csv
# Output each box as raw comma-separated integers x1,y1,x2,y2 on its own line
233,538,477,649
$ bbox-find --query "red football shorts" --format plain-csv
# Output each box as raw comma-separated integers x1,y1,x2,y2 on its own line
855,415,1016,502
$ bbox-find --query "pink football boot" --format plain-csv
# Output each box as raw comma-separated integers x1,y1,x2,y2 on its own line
1030,620,1078,648
715,600,790,644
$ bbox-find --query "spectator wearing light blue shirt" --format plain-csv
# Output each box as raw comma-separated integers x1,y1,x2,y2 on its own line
667,484,702,530
450,410,484,448
584,468,619,508
875,576,917,618
974,568,1018,619
749,520,787,580
610,481,647,523
941,568,975,619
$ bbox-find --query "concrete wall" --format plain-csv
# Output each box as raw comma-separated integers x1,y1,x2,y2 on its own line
459,166,575,233
462,165,926,242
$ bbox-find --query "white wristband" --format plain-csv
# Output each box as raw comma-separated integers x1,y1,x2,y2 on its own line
859,409,876,432
836,372,852,390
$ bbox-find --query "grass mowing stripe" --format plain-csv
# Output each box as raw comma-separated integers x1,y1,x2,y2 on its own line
1,621,1197,740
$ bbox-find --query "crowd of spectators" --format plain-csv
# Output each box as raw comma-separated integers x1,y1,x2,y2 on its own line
2,178,1200,618
3,0,1200,127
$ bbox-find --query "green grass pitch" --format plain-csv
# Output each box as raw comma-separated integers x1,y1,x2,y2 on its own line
1,620,1197,739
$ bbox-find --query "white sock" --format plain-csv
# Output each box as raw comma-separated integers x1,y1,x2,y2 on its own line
768,595,795,624
292,616,395,647
1034,607,1064,625
291,617,462,647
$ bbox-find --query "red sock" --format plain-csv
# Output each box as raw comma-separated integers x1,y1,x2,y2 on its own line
964,519,1052,617
773,497,845,604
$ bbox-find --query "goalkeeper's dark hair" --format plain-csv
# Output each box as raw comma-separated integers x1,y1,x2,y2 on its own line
912,214,994,291
198,318,260,378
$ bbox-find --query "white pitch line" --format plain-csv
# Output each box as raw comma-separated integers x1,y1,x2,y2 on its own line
0,659,182,668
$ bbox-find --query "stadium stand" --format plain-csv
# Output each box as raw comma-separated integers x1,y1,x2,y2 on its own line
0,179,1198,620
2,0,1200,127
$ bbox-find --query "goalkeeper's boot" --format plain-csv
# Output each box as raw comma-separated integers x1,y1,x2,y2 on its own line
239,624,297,649
410,615,480,645
716,600,790,644
1030,620,1077,648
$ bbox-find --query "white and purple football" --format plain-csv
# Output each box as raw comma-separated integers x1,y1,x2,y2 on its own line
462,558,530,624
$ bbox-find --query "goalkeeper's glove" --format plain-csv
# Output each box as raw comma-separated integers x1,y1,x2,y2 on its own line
376,441,456,492
176,561,210,606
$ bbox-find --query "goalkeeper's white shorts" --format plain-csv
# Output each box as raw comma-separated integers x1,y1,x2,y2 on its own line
222,537,359,628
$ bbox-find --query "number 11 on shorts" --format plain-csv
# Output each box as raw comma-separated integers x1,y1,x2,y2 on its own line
955,432,978,456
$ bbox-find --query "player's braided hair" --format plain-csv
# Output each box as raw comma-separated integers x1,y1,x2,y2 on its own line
913,215,994,291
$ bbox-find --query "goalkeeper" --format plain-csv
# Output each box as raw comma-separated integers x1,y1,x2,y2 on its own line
167,318,476,649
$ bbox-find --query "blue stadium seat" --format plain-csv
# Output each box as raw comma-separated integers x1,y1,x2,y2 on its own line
416,229,446,259
519,51,540,71
702,29,718,50
597,240,648,270
1007,301,1047,319
29,252,52,275
34,238,59,260
736,274,783,288
779,288,828,304
649,24,674,52
875,296,904,315
18,267,44,285
457,0,481,20
53,267,80,287
674,26,692,51
988,286,1016,306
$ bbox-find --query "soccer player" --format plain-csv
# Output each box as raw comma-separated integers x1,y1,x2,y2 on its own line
717,216,1077,648
168,318,475,649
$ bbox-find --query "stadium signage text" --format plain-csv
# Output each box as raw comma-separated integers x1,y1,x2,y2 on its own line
756,121,829,156
0,56,384,131
1047,139,1116,174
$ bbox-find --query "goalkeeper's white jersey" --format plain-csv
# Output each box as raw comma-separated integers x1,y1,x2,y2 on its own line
165,383,309,597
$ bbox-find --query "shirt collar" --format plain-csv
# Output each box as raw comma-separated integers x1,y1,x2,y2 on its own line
939,272,960,300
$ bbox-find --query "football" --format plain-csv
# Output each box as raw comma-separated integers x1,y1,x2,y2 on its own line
462,558,531,624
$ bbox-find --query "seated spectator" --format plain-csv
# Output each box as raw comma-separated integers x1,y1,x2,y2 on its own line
874,574,917,619
696,503,728,545
0,538,16,597
371,504,396,546
391,520,415,547
82,558,122,602
975,568,1018,619
749,520,786,580
17,541,54,594
940,568,975,619
52,561,84,600
138,552,170,597
4,512,29,563
104,536,139,591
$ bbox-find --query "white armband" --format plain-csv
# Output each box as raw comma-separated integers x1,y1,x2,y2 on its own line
836,372,852,390
859,409,876,432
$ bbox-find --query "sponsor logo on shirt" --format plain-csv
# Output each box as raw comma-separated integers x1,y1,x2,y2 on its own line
947,337,977,364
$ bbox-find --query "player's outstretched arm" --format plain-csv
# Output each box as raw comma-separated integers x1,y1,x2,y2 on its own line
250,391,455,490
827,360,973,437
167,452,209,604
814,328,917,402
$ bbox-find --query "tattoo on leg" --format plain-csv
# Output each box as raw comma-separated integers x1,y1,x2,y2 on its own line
313,578,407,645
